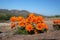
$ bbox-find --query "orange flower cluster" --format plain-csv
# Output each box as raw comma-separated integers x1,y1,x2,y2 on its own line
10,16,17,22
53,19,60,24
25,24,33,32
10,22,15,28
10,13,48,34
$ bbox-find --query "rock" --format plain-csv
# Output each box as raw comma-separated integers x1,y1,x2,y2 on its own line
0,31,3,34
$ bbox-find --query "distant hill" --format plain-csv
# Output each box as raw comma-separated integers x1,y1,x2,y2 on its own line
0,9,42,20
0,9,30,17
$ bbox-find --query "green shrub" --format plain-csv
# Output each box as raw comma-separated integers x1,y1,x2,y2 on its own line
14,27,28,35
53,24,60,30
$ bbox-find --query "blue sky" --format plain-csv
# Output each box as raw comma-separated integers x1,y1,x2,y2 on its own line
0,0,60,16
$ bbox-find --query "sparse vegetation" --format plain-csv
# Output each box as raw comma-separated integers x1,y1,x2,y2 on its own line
53,19,60,30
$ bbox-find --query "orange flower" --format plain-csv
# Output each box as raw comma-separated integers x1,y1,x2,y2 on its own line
18,21,25,27
42,23,48,30
41,20,44,23
17,16,24,21
29,17,34,22
56,19,60,23
36,23,43,30
53,19,58,24
53,20,56,24
10,22,15,29
36,16,44,23
58,20,60,23
25,18,32,23
29,14,35,19
37,20,41,24
32,17,37,23
10,16,16,22
29,13,34,17
36,16,43,21
25,22,29,26
25,24,33,32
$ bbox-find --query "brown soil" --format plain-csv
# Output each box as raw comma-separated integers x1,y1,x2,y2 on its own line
0,20,60,40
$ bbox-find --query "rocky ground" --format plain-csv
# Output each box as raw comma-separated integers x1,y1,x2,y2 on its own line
0,30,60,40
0,20,60,40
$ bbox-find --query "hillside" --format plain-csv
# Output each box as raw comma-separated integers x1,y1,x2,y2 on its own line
0,9,42,20
0,9,30,19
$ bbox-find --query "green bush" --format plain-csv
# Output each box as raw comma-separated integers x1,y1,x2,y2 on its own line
0,13,7,20
53,24,60,30
15,27,28,35
0,13,16,20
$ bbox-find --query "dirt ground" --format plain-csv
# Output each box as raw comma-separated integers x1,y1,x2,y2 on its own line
0,19,60,40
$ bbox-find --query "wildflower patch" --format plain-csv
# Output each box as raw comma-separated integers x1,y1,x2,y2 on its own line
10,13,48,34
